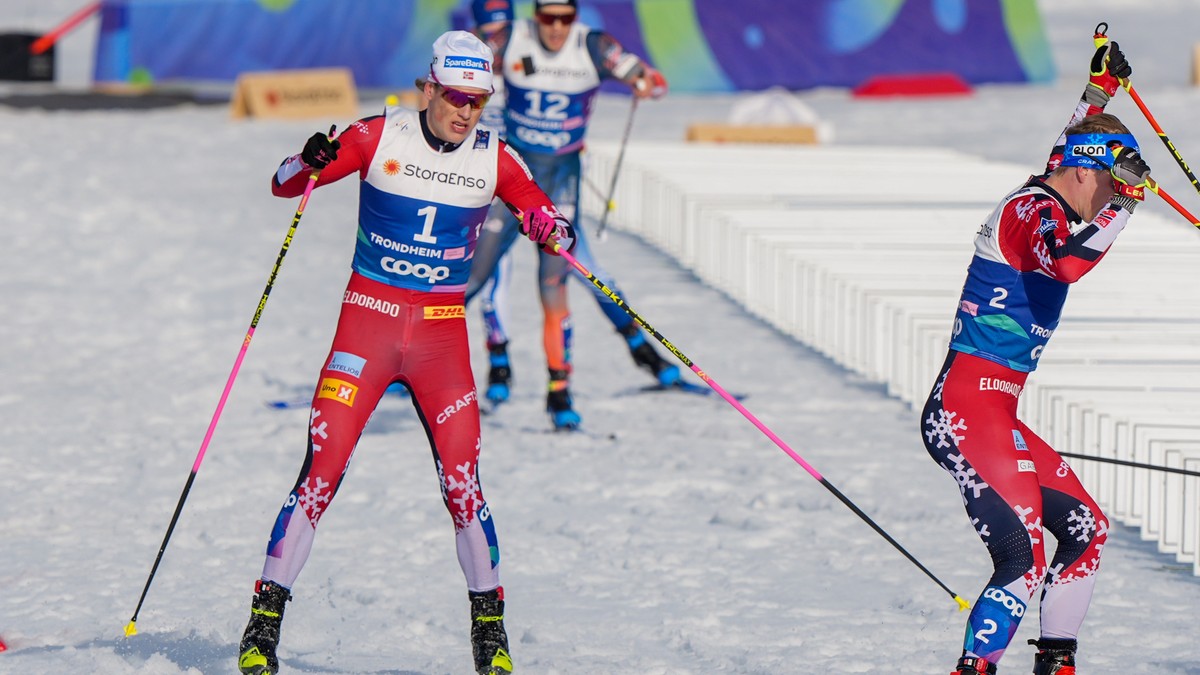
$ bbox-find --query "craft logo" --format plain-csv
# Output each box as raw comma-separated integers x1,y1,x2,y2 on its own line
445,56,490,71
317,377,358,407
436,390,477,425
327,351,367,379
424,305,466,320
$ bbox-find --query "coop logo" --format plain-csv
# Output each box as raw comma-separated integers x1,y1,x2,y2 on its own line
983,586,1026,618
424,305,466,320
515,126,571,150
436,390,477,425
317,377,358,407
327,351,367,379
444,56,490,72
381,257,451,283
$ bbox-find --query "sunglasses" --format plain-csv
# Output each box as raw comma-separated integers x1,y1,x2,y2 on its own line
429,73,492,110
535,11,576,26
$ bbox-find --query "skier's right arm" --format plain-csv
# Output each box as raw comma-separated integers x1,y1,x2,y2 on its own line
271,117,384,197
1043,43,1131,173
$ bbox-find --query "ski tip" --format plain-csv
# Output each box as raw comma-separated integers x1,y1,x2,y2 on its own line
953,595,971,612
123,620,138,637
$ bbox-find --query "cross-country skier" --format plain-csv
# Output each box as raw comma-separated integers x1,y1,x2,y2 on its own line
236,30,575,675
464,0,675,430
921,42,1150,675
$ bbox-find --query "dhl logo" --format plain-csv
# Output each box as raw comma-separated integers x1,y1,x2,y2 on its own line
317,377,358,407
424,305,466,320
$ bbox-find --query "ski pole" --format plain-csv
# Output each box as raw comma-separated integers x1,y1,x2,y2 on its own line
596,96,639,240
29,1,100,55
1092,157,1200,229
125,127,337,637
1094,23,1200,198
1145,177,1200,228
550,241,970,611
1060,451,1200,478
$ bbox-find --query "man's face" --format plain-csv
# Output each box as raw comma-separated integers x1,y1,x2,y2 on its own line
535,5,575,52
1082,167,1118,222
424,81,488,145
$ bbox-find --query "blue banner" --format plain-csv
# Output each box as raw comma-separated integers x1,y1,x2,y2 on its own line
94,0,1053,91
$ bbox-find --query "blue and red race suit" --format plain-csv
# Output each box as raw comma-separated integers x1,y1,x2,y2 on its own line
259,107,570,593
922,98,1126,662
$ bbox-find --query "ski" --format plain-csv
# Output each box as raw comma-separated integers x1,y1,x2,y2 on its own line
629,380,748,400
521,425,618,441
265,396,310,410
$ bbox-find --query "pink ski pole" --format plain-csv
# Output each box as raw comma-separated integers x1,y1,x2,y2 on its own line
126,128,337,637
552,241,969,610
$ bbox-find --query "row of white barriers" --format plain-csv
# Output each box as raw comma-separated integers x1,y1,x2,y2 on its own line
583,141,1200,575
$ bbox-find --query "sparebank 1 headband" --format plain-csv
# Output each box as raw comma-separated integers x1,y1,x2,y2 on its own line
1061,133,1140,169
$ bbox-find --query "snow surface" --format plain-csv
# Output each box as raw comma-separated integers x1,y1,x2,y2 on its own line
1,1,1199,673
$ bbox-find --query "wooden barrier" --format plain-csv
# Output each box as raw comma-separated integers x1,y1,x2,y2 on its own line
685,123,818,144
230,68,359,120
582,141,1200,575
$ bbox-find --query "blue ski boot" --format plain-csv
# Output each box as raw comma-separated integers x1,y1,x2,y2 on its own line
470,587,512,674
238,580,290,675
485,342,511,404
546,369,581,430
620,323,681,387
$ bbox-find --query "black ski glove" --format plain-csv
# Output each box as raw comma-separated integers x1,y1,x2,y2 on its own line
300,132,340,169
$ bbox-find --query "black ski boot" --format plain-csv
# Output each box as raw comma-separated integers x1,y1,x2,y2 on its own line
238,580,291,675
485,342,512,404
470,587,512,674
546,368,580,430
1030,637,1077,675
952,655,997,675
619,323,680,386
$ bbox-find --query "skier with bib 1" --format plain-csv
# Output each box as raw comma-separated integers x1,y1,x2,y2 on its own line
236,30,574,675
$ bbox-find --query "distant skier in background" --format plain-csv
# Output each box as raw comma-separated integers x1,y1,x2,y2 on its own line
921,43,1150,675
464,0,676,430
236,30,575,675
